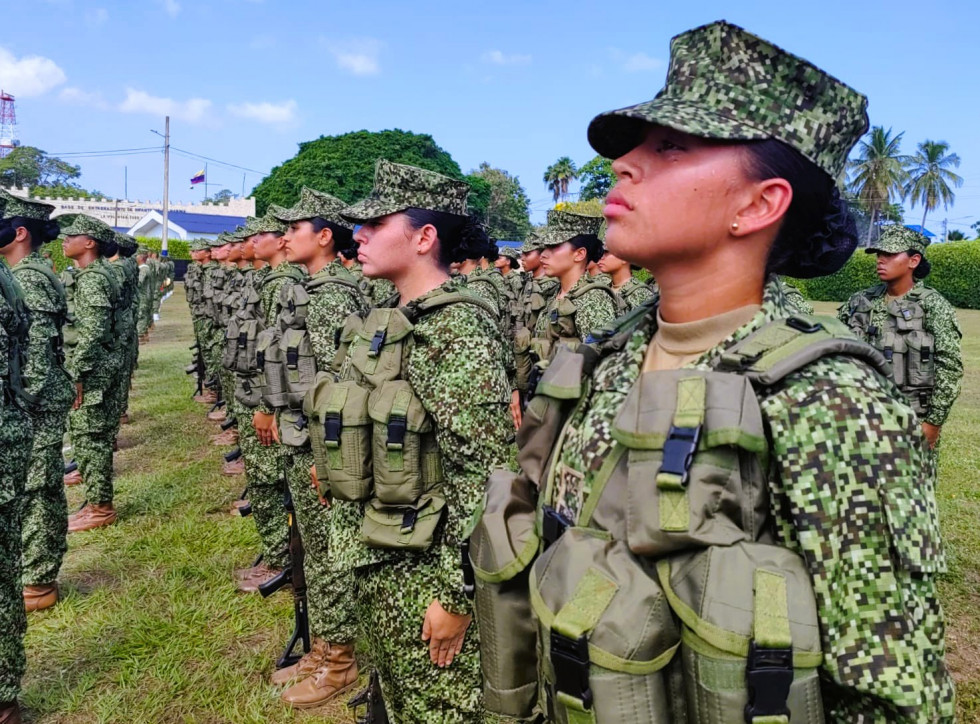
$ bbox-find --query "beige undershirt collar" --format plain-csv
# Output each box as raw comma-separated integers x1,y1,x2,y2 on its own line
643,303,761,372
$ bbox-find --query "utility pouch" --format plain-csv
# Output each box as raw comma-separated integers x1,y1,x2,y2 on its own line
280,327,317,409
221,317,241,371
877,330,907,387
610,370,769,556
530,527,681,724
278,408,310,448
657,542,824,724
305,376,373,501
514,327,534,391
368,379,442,505
258,327,288,409
553,297,578,339
234,319,260,374
904,329,936,390
360,491,446,550
234,372,263,409
469,469,541,718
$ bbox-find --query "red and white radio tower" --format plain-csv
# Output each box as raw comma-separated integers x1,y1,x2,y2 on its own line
0,91,17,159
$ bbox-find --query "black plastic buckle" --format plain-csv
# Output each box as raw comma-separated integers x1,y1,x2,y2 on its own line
541,505,571,549
658,425,702,486
550,631,593,710
867,324,879,339
323,412,341,443
549,309,559,325
883,347,894,362
460,541,475,599
286,347,299,369
256,350,265,366
293,414,308,431
238,331,248,348
386,415,407,448
922,345,932,363
369,330,386,356
401,507,418,532
786,316,823,334
744,641,793,723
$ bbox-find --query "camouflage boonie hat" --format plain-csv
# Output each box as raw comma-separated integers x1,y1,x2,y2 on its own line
207,233,231,248
539,210,603,247
113,232,137,251
275,187,354,229
498,245,521,261
520,232,545,253
0,188,55,221
247,211,288,236
341,159,470,224
587,20,869,179
866,226,930,256
62,214,116,245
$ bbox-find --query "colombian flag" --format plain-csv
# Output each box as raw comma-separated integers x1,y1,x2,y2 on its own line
190,169,205,185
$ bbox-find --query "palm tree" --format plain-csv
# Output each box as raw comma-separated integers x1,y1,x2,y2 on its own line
847,127,910,243
905,140,964,232
543,157,578,204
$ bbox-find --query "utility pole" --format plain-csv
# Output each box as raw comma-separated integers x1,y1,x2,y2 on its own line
942,218,948,244
162,115,170,256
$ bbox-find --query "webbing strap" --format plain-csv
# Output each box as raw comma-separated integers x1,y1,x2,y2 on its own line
747,569,792,724
386,387,413,471
655,376,705,531
754,569,791,649
324,386,349,469
552,568,619,640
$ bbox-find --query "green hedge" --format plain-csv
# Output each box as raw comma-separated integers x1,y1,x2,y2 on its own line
788,240,980,310
41,236,191,273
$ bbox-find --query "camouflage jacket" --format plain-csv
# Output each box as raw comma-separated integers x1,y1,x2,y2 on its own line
838,282,962,426
110,257,138,341
535,278,952,722
12,252,74,412
780,277,814,315
328,278,515,614
255,262,306,414
65,257,118,389
532,273,619,344
185,261,202,310
0,261,32,505
519,275,560,332
304,261,368,367
349,262,397,307
613,276,657,312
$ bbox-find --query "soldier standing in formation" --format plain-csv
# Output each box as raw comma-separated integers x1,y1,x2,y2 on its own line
597,249,657,311
0,192,73,615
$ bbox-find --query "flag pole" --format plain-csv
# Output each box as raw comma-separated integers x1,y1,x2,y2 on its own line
162,115,170,257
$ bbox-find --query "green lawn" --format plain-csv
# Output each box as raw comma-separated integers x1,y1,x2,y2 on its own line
18,291,980,722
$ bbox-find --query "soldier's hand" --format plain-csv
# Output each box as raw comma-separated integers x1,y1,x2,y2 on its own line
510,389,523,430
922,422,941,449
72,382,83,410
421,599,472,668
310,464,330,507
252,411,278,446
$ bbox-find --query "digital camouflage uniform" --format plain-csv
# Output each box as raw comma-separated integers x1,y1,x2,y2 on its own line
63,216,122,506
328,161,517,721
612,275,656,312
107,235,140,428
136,254,155,337
780,277,814,315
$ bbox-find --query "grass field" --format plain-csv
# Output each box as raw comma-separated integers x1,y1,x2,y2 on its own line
17,290,980,722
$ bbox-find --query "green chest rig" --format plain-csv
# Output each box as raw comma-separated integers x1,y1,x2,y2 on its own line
0,265,38,410
67,262,124,355
14,260,68,370
469,313,888,724
304,287,497,551
843,284,938,415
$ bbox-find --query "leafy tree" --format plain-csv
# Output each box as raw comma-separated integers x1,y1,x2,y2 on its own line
947,229,966,241
465,163,531,240
971,220,980,239
28,183,101,200
251,129,464,214
206,189,234,205
0,146,81,188
578,156,616,201
904,140,963,231
543,156,578,203
847,127,909,243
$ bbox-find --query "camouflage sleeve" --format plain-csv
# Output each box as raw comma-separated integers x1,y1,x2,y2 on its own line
14,269,61,398
575,288,618,341
409,305,515,614
781,282,814,315
761,359,953,722
0,276,12,382
370,278,397,306
306,285,363,368
66,272,112,383
923,296,963,426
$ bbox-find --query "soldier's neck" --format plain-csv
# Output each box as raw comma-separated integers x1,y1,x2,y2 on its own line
610,266,632,288
0,241,30,267
73,250,100,269
886,276,915,298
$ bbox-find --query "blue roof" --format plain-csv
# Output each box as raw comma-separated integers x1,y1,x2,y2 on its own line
167,211,246,233
497,240,522,248
904,224,936,238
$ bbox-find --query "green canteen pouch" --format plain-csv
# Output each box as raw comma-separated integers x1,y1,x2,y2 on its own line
514,327,533,391
610,370,770,556
278,282,310,330
257,327,288,409
221,317,240,371
305,375,373,501
234,319,260,374
657,542,824,724
469,469,541,718
349,307,416,389
904,328,935,390
554,296,578,339
368,379,442,505
278,408,310,448
234,371,263,409
877,328,907,387
530,527,681,724
360,491,446,550
280,326,318,409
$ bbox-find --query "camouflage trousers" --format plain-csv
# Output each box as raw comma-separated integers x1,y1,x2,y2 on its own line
284,446,356,644
22,409,69,586
137,296,153,336
106,341,137,430
356,552,486,723
205,327,225,389
68,385,115,505
238,412,289,570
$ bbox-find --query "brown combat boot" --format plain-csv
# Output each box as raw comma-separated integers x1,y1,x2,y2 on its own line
271,638,329,686
24,583,59,612
207,408,227,422
281,642,359,708
222,458,245,476
229,498,249,514
236,563,282,593
119,412,130,425
0,700,22,724
68,503,117,533
63,469,82,486
211,429,238,446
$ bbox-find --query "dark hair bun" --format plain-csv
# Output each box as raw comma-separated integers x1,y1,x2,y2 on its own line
767,186,858,278
568,233,604,265
455,216,491,263
41,220,61,243
0,221,15,248
913,255,931,280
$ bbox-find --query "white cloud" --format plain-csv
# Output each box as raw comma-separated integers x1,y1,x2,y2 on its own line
228,99,296,125
608,48,664,73
482,50,532,66
160,0,180,17
59,86,110,110
328,38,383,76
85,7,109,27
0,47,67,97
119,88,212,124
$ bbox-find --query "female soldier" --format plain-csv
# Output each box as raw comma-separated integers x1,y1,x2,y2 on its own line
0,191,73,612
310,159,514,721
839,226,962,468
596,249,656,311
474,20,952,723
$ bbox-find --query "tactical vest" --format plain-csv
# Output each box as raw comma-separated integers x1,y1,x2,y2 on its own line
468,314,888,723
0,266,38,410
13,260,68,370
844,285,937,415
304,288,497,551
65,262,124,354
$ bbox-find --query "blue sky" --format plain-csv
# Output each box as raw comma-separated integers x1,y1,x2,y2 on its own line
2,0,978,234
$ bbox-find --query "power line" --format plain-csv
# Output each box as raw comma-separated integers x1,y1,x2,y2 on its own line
169,146,267,176
50,146,161,158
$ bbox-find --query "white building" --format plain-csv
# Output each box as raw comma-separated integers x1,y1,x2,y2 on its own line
127,210,246,241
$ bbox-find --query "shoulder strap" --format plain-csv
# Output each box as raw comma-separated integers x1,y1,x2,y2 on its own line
265,265,305,285
410,289,499,322
14,260,67,301
306,273,362,294
717,314,889,387
80,263,121,300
